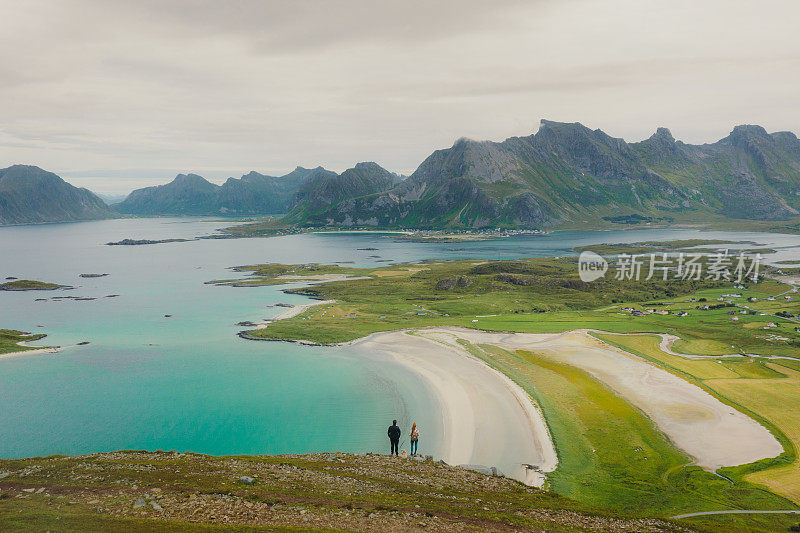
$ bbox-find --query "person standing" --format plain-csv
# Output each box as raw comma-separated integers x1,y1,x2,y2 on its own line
388,419,401,456
409,422,420,456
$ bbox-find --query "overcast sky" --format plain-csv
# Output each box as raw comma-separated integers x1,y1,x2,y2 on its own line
1,0,799,194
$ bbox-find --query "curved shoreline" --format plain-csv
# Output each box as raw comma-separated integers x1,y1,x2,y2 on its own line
239,300,557,485
350,330,558,486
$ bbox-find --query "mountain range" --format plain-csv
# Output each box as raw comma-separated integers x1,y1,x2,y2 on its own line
112,164,401,218
2,121,799,228
288,121,800,229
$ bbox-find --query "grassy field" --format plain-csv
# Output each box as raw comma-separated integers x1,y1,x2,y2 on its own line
0,329,46,355
462,342,799,532
0,451,691,532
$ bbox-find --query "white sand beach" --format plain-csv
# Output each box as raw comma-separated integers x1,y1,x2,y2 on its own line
350,330,558,486
420,327,782,471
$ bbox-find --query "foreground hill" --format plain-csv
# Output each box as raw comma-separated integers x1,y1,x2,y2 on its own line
0,165,113,225
0,451,688,532
114,164,396,217
287,121,800,229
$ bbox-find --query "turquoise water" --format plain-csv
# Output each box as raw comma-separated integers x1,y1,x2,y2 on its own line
1,218,799,459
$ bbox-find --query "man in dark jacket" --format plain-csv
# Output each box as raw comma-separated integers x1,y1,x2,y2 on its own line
388,420,401,456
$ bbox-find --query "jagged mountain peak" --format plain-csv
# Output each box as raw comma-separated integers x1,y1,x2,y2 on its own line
730,124,770,137
723,124,772,149
653,127,675,142
534,119,623,147
292,165,328,172
638,127,678,153
538,119,587,130
242,170,269,179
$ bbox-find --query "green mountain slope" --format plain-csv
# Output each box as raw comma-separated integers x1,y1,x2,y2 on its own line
0,165,113,225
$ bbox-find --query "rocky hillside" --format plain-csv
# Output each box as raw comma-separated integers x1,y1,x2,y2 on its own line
0,451,688,532
632,125,800,220
114,164,395,217
0,165,114,225
287,121,800,229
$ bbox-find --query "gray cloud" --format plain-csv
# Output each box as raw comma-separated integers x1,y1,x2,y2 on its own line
0,0,798,194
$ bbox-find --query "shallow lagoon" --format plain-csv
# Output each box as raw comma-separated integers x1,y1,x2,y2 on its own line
1,218,798,460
